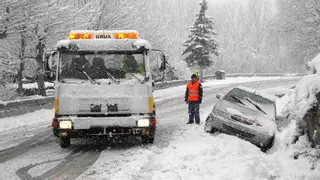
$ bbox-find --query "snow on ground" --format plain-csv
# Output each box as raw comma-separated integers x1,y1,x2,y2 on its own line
2,76,317,180
0,108,53,133
78,109,320,180
148,123,319,180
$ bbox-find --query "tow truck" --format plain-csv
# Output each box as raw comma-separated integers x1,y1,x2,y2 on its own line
44,30,166,148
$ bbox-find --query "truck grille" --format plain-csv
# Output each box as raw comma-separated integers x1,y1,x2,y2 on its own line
79,98,130,113
84,127,141,136
222,124,255,138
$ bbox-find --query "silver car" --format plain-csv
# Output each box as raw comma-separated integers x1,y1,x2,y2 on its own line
204,86,277,151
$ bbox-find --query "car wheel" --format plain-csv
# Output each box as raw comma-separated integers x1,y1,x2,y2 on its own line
208,127,218,134
261,136,275,152
205,117,217,133
142,136,154,144
60,137,71,148
204,125,218,133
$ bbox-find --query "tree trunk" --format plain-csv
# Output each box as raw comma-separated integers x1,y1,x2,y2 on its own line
35,41,46,96
17,32,26,95
37,69,46,96
16,63,23,94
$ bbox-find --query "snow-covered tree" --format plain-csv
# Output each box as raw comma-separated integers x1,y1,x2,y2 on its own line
182,0,218,81
0,0,200,100
277,0,320,70
0,0,97,96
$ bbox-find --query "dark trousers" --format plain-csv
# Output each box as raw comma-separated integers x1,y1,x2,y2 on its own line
188,102,200,123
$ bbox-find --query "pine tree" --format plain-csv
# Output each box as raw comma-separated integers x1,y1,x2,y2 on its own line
182,0,218,81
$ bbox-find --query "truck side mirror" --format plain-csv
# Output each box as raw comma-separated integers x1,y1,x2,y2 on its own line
151,49,166,82
44,51,57,71
43,50,57,81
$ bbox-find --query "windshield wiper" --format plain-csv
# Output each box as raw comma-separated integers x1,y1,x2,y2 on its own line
90,65,120,84
69,63,97,85
245,97,267,115
127,73,145,84
230,95,246,106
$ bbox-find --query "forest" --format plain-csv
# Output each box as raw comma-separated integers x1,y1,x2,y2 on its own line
0,0,318,83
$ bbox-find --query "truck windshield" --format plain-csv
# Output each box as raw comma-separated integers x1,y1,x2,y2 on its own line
59,51,145,84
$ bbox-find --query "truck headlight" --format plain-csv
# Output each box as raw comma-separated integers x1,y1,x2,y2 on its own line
59,120,72,129
137,119,150,127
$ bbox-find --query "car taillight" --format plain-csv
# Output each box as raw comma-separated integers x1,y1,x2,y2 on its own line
52,120,58,128
150,117,157,126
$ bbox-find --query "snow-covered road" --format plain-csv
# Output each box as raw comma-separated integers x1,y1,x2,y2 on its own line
1,77,319,180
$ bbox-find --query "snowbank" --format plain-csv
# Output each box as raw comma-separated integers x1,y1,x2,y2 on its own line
278,74,320,144
78,121,320,180
283,75,320,120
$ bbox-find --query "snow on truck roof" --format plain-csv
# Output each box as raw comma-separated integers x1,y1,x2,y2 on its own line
56,39,151,51
56,30,152,51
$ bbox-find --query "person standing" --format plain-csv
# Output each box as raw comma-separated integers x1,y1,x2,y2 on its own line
185,74,203,124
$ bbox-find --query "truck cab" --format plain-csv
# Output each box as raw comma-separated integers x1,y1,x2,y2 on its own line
46,30,166,147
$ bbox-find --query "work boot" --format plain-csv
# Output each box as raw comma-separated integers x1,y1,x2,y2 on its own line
196,122,200,125
186,121,194,124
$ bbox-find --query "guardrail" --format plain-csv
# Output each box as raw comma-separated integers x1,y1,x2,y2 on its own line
0,73,305,118
154,73,305,90
0,97,54,118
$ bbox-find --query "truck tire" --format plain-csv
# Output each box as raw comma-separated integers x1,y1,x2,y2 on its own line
53,128,59,137
60,137,70,148
142,136,154,144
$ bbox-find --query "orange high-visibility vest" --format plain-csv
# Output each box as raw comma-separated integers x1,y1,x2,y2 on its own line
187,81,200,101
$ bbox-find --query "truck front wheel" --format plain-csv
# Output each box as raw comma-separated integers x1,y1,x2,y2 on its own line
60,137,71,148
142,136,154,144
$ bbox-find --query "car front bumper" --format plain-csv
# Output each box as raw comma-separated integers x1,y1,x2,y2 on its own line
206,112,274,147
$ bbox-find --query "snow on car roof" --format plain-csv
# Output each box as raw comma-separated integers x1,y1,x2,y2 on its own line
235,86,278,102
56,39,152,51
